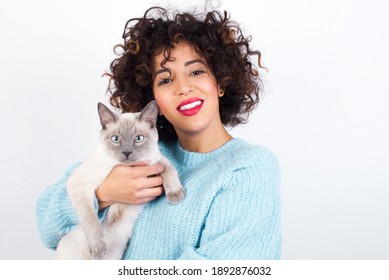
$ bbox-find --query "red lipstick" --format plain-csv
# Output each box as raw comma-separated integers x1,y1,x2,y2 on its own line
176,98,204,117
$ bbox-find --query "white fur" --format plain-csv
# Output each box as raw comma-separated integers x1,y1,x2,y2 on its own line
55,103,184,259
55,143,145,259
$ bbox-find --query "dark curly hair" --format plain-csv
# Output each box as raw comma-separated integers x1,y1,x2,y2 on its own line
105,6,264,141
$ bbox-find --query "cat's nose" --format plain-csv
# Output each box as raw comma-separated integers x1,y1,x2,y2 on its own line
122,151,132,158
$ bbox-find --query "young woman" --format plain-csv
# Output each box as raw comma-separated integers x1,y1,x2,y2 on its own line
36,6,281,260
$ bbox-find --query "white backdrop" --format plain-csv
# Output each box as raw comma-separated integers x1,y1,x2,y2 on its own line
0,0,388,260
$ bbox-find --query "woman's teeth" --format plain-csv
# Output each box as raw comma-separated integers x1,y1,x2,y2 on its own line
179,100,202,111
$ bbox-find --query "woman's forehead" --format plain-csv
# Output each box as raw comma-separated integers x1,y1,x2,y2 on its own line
153,42,203,67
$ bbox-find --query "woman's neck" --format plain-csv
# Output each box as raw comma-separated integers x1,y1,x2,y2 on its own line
177,128,233,153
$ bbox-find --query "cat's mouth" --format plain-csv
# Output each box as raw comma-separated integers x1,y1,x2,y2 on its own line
120,156,135,164
120,156,149,165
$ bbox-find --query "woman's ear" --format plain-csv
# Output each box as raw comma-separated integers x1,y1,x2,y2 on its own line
217,84,224,97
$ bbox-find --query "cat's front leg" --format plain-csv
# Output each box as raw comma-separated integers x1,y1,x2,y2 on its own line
74,199,107,259
73,201,107,259
88,227,107,260
67,174,108,259
159,157,185,204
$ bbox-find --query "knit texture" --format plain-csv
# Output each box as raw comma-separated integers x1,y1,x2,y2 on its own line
36,138,281,259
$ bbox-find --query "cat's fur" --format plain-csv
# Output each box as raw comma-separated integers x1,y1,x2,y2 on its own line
55,101,185,259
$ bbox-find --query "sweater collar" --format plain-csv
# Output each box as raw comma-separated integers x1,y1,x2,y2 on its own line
171,137,241,168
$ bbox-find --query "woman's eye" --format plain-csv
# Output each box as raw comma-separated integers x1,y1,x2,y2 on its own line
191,70,205,76
159,78,171,85
135,135,144,143
111,135,120,143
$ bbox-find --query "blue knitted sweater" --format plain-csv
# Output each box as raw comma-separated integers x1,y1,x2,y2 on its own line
36,138,281,259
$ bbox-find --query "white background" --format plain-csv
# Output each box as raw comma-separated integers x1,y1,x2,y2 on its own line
0,0,388,259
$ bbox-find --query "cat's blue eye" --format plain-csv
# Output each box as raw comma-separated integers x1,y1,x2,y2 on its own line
111,135,120,143
134,135,144,143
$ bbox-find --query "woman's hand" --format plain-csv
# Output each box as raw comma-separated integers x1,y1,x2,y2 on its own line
95,161,164,210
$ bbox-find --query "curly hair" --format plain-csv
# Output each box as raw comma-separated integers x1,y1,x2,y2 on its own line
105,6,264,141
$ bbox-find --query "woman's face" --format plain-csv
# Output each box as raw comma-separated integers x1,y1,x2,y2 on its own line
152,42,223,139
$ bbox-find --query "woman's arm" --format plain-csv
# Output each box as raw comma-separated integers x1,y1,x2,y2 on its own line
36,162,165,250
35,163,83,250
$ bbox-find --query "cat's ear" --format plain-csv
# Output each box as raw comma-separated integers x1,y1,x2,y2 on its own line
98,102,117,129
139,101,158,127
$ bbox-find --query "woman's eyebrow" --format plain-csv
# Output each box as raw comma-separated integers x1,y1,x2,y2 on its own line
154,68,169,77
154,59,206,78
184,59,206,67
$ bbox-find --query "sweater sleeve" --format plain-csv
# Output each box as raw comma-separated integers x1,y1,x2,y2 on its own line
178,152,281,260
35,162,104,250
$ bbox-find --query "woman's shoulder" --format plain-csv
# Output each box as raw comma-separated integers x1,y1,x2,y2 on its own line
224,138,279,170
226,139,280,194
158,138,279,173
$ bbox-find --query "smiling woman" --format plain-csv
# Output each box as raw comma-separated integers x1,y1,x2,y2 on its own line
107,7,262,143
153,42,229,153
35,5,281,260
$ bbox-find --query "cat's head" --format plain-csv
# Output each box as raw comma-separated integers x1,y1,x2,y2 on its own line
97,101,160,164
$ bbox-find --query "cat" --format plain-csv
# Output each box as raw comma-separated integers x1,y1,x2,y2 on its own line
55,101,185,259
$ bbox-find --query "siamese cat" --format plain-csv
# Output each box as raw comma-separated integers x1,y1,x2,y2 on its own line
56,101,184,259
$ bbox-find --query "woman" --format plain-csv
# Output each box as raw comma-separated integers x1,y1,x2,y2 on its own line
36,6,281,260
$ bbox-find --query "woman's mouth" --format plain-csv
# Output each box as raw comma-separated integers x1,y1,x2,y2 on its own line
177,98,204,116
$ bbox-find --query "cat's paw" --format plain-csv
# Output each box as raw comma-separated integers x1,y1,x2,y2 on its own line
89,236,107,260
166,186,185,204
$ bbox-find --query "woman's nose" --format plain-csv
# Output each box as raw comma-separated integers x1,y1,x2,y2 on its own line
174,76,193,95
